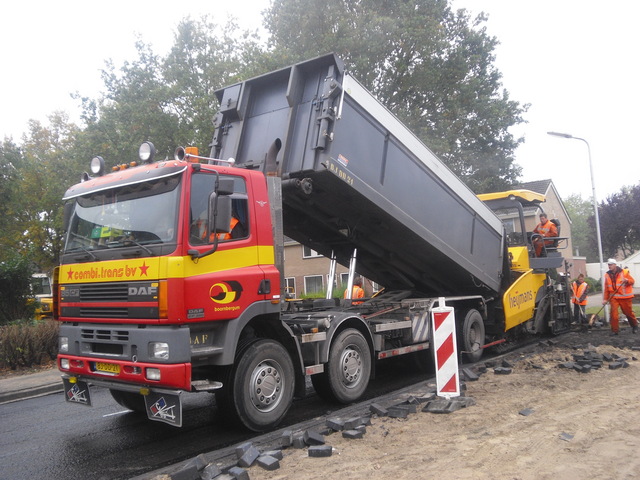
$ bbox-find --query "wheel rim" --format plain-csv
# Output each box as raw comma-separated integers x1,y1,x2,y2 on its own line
249,360,284,413
340,345,362,387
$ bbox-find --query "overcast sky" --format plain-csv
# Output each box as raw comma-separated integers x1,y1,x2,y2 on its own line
2,1,638,202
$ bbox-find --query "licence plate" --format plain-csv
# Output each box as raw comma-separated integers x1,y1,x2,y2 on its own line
95,362,121,374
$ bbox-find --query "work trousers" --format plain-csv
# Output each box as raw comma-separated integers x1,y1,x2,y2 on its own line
572,302,586,324
609,297,638,333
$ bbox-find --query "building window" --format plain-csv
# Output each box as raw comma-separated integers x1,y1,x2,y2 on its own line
304,275,324,295
340,272,349,287
284,277,296,298
303,245,322,258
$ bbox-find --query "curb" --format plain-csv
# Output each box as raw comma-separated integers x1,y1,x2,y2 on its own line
0,382,63,405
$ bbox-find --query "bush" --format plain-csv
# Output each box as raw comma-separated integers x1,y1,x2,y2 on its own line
0,319,59,370
0,252,36,325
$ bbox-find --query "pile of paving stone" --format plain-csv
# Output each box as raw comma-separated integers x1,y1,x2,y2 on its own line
556,344,636,373
164,388,477,480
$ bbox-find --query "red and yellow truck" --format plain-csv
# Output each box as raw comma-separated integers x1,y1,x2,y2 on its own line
56,54,571,429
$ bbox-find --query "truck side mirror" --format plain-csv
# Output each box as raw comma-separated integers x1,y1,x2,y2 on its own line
209,193,232,235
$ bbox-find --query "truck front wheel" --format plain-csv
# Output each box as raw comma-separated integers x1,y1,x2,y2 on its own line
459,309,485,362
221,339,295,432
311,328,371,403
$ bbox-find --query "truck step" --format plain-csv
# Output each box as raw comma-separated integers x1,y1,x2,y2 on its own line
191,346,224,357
191,380,223,392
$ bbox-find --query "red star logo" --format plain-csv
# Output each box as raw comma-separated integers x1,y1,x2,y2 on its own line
139,262,149,276
67,269,74,280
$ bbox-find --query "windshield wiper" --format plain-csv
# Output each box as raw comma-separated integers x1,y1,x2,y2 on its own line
67,233,99,261
107,238,155,257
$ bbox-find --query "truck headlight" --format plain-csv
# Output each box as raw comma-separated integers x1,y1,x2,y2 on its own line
59,336,69,353
149,342,169,360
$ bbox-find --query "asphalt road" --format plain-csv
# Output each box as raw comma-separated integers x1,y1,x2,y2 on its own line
0,359,429,480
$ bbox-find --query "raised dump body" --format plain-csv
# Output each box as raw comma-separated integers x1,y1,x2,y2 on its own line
212,54,506,297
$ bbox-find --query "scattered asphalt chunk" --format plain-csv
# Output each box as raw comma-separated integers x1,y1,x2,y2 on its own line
423,398,452,414
559,432,574,442
609,362,623,370
519,408,534,416
387,405,409,418
170,463,199,480
227,466,250,480
574,364,591,373
238,445,260,468
369,403,388,417
261,450,283,461
494,367,512,375
502,359,514,368
326,417,346,431
257,455,280,471
292,433,306,449
454,396,477,408
184,454,207,471
303,429,325,446
531,364,544,370
280,429,293,448
308,445,333,458
558,362,575,369
477,365,488,374
344,416,365,430
461,368,479,381
602,352,614,362
343,429,365,439
200,463,222,480
235,442,253,460
631,346,640,351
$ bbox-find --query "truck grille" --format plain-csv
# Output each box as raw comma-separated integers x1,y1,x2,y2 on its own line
81,328,129,342
80,284,129,302
79,307,130,318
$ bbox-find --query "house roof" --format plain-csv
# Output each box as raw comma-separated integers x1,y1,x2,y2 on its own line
515,179,571,224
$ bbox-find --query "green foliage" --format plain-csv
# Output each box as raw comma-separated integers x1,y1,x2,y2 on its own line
564,193,599,262
0,319,59,370
263,0,527,193
597,184,640,258
0,252,35,325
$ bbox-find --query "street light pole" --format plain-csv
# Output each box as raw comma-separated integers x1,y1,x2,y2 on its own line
547,131,606,309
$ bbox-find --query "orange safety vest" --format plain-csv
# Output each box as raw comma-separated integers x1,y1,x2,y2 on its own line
571,281,588,306
603,267,635,301
533,220,558,244
206,217,239,241
344,285,364,303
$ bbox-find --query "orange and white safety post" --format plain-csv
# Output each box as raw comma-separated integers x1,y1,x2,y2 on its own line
431,297,460,398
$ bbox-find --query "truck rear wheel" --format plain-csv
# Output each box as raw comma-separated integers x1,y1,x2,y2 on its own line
110,389,146,413
220,338,295,432
459,309,485,362
311,328,371,403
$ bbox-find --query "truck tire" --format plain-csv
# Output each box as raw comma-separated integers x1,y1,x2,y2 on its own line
110,389,146,413
459,309,485,362
311,328,371,403
221,338,295,432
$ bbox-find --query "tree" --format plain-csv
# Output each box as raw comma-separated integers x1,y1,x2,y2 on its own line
563,194,599,262
263,0,527,193
8,113,82,272
597,184,640,259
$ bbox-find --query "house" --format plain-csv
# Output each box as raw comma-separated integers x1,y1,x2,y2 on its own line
516,179,582,278
282,238,376,298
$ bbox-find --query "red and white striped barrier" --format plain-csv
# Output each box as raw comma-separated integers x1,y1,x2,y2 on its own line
431,298,460,398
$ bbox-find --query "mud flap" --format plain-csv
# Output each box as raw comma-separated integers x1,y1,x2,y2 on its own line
144,391,182,427
63,378,92,406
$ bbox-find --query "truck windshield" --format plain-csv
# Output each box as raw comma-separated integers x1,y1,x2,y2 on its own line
64,175,181,253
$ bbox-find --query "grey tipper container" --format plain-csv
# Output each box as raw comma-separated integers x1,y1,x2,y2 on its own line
212,54,505,297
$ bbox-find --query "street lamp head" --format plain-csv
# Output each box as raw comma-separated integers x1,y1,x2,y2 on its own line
547,131,574,139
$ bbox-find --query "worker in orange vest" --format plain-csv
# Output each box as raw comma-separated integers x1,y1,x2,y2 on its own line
344,276,365,304
603,258,638,335
571,273,589,325
532,213,558,257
